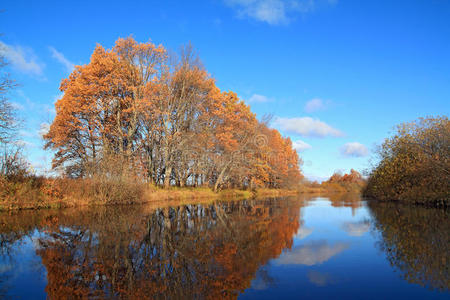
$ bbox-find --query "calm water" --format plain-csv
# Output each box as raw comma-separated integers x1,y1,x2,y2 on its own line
0,195,448,299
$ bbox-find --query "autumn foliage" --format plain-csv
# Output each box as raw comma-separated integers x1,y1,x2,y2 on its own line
297,169,365,194
363,116,449,206
44,37,302,192
320,169,366,193
0,198,302,299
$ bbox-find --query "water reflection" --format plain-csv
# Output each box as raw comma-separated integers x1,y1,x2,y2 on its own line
341,220,371,237
295,226,313,239
307,270,334,287
0,198,301,299
368,201,450,291
275,240,349,266
0,196,448,299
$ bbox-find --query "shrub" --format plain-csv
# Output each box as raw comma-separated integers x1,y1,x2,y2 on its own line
60,154,146,204
363,116,449,206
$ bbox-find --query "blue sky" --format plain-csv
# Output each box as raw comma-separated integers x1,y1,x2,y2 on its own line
1,0,449,180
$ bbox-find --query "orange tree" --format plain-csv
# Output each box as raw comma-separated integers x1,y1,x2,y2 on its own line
44,37,303,190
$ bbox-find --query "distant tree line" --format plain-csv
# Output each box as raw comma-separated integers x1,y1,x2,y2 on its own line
44,37,302,190
321,169,365,193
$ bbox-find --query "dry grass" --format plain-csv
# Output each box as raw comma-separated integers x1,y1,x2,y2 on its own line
144,186,217,202
1,171,370,212
252,188,298,197
60,177,145,205
0,176,58,210
296,181,365,195
0,176,303,211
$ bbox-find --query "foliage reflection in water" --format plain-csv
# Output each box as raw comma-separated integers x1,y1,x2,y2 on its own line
0,195,448,299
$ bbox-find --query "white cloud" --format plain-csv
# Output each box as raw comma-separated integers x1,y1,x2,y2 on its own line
224,0,318,25
49,46,75,73
248,93,270,103
30,161,45,170
340,142,368,157
275,240,349,266
304,98,327,113
274,116,344,138
342,221,370,237
14,139,36,148
10,102,24,110
304,174,328,183
38,122,50,138
0,41,44,76
292,139,312,152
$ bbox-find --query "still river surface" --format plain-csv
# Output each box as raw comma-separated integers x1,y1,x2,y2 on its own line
0,194,448,299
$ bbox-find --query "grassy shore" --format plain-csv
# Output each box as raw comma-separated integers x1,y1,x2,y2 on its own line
0,176,302,211
297,182,365,194
0,174,368,211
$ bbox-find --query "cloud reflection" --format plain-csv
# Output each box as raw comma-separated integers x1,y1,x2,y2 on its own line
275,240,349,266
342,220,370,237
296,227,313,239
307,270,333,287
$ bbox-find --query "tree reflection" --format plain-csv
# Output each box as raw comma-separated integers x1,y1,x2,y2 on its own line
2,198,301,299
328,193,363,216
368,201,449,290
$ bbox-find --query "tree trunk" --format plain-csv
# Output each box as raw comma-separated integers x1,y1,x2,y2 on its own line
164,166,172,188
214,161,231,192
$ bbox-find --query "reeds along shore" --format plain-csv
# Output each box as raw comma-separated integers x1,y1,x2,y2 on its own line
0,170,368,211
0,175,305,211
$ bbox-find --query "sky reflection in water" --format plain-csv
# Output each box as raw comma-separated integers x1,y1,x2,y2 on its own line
0,195,448,299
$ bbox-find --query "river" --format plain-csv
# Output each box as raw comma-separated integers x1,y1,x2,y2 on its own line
0,194,448,299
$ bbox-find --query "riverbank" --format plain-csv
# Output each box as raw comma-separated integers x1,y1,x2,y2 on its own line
0,176,301,211
297,182,364,194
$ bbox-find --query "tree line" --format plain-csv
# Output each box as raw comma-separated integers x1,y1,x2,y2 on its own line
43,37,302,191
363,116,449,206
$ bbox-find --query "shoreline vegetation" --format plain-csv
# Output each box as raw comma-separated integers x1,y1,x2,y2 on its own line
0,168,366,211
1,38,448,211
363,116,449,207
0,177,300,211
0,37,365,212
0,37,308,211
